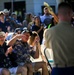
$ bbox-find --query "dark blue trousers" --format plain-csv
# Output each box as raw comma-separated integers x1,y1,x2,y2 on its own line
51,67,74,75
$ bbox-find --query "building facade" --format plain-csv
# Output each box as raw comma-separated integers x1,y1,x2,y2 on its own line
0,0,73,16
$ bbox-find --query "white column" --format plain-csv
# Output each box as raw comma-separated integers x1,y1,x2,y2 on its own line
11,0,14,12
56,0,64,5
56,0,64,13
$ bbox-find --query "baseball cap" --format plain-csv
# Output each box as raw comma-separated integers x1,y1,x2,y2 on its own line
22,27,32,35
14,28,22,34
11,12,17,15
0,31,5,37
3,9,9,13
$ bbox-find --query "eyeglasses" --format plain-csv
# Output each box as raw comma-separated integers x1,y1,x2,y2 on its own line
22,27,30,34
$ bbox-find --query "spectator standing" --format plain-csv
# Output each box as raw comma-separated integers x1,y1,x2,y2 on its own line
40,7,54,28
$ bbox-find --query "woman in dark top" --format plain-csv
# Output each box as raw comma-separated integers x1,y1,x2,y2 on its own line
32,16,45,44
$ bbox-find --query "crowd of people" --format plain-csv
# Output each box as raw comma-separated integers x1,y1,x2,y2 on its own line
0,2,74,75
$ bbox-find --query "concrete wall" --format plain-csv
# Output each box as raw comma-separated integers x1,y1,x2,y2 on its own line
25,0,57,15
26,0,34,14
0,0,25,11
0,0,64,15
55,0,64,13
0,0,7,10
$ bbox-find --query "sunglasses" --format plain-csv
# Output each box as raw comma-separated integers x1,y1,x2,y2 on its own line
22,28,30,34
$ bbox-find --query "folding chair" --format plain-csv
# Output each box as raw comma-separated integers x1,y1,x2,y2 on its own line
44,48,54,70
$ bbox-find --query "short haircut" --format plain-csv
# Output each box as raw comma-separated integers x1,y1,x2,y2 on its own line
58,2,72,10
58,2,73,14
